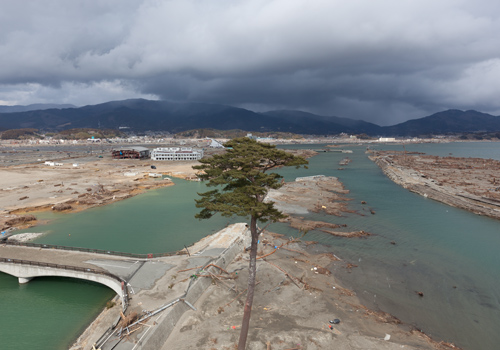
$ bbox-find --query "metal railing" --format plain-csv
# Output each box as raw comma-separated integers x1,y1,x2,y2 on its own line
2,241,186,259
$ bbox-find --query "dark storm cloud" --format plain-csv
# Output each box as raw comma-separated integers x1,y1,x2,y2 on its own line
1,0,500,125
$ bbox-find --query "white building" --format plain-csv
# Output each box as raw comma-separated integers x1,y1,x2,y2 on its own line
151,147,204,161
378,137,397,142
207,138,225,148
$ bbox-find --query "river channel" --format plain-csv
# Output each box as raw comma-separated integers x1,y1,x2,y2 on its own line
1,142,499,350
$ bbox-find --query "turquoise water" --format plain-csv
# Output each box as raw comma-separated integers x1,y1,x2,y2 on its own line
0,275,113,350
1,142,499,349
28,178,237,253
0,178,237,350
381,141,500,160
271,142,500,349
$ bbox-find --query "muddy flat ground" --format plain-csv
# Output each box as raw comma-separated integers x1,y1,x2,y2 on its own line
267,175,371,237
0,143,205,231
164,231,454,350
382,152,500,200
370,151,500,220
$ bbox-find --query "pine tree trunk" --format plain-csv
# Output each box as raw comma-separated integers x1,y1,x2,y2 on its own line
237,216,259,350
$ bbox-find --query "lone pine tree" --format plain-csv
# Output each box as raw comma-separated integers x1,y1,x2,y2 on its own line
193,137,308,349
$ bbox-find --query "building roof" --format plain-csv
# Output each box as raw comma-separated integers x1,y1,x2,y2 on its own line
113,146,150,152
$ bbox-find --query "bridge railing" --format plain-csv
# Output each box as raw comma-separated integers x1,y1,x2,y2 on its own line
0,256,130,309
0,256,124,283
3,241,185,259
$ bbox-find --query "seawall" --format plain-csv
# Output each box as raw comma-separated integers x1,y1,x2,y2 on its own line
72,223,251,350
137,225,250,349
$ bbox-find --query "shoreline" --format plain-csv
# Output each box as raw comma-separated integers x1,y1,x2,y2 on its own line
161,230,461,350
0,146,316,233
369,151,500,220
0,158,196,233
6,232,47,242
69,229,460,350
68,176,461,350
0,147,465,349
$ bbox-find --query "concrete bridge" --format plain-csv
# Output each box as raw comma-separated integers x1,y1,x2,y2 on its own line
0,239,188,310
0,244,147,310
0,257,130,309
0,223,250,350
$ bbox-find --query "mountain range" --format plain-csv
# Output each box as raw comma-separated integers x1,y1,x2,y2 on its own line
0,103,76,113
0,99,499,136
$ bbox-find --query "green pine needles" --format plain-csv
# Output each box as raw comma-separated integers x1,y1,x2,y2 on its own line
193,137,308,222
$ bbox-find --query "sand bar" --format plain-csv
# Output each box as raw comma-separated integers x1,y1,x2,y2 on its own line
369,150,500,220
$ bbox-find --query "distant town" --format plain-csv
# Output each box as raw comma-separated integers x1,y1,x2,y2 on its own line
0,130,482,148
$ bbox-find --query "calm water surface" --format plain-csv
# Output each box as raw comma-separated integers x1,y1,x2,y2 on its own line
28,178,237,253
273,142,500,349
1,142,498,349
0,178,237,350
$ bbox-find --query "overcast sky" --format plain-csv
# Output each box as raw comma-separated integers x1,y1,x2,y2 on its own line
1,0,500,125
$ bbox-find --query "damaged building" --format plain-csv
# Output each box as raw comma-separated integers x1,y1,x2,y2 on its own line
112,146,150,159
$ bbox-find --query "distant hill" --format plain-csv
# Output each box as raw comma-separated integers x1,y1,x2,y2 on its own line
0,99,378,135
0,103,76,113
382,109,500,136
0,99,499,136
261,110,382,135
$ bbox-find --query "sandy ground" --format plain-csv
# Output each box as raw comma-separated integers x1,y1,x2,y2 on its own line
163,231,456,350
0,152,201,231
66,230,457,350
267,175,372,237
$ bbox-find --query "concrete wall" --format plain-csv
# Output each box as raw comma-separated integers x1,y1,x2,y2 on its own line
137,227,250,350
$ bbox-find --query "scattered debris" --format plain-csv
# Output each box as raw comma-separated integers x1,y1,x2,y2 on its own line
344,263,358,271
369,151,500,220
119,311,138,328
5,214,36,226
52,203,72,211
322,230,371,238
339,157,351,166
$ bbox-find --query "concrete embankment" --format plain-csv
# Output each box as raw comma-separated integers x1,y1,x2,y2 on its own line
70,223,250,350
136,224,250,350
370,155,500,220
